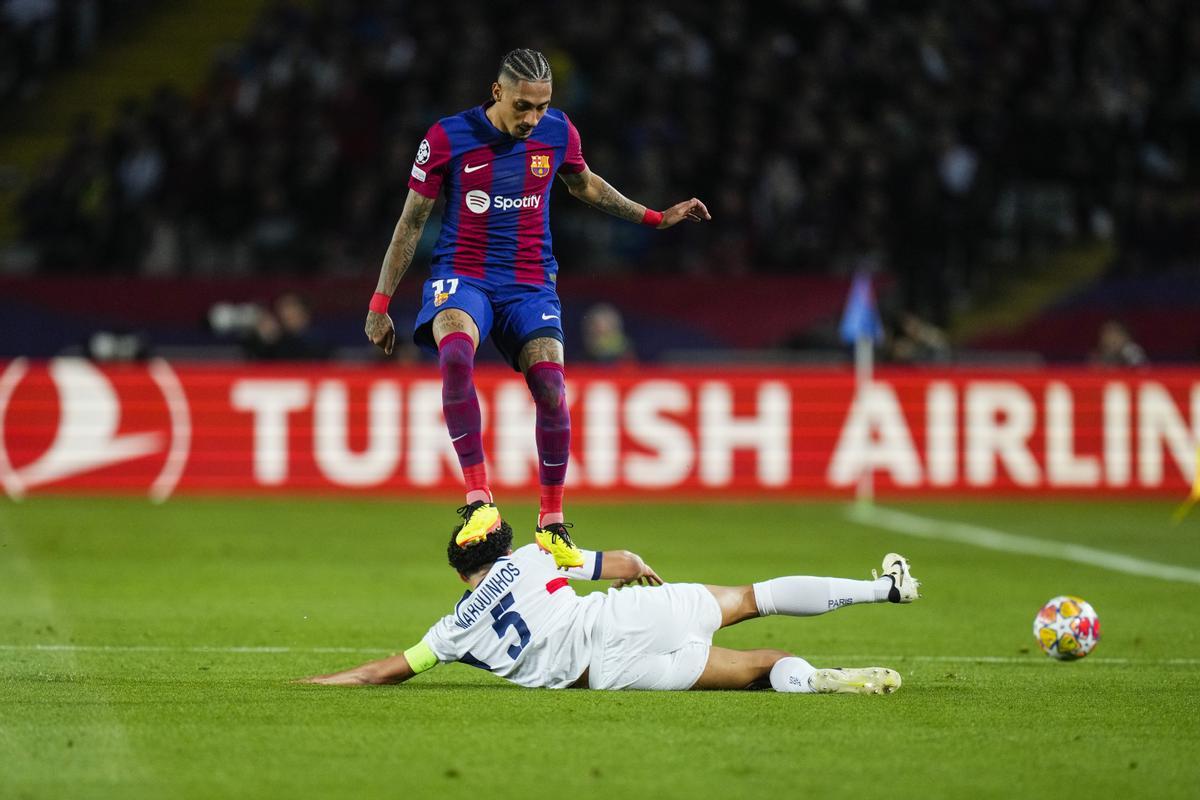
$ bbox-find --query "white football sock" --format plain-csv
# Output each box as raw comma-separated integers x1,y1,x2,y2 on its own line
769,656,817,693
752,576,893,617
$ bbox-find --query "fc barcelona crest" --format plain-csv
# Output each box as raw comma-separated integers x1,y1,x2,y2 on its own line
529,154,551,178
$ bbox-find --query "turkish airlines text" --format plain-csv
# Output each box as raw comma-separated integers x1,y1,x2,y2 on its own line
1,361,1195,498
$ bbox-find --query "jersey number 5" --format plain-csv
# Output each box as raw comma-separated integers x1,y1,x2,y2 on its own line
490,592,530,661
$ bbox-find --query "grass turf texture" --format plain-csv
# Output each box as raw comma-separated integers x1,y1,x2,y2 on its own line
2,498,1198,799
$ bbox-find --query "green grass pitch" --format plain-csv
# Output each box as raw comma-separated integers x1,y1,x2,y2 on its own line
2,497,1198,799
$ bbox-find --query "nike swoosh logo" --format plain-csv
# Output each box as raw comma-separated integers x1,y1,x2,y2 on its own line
542,460,566,467
464,163,488,173
450,432,470,442
541,313,559,320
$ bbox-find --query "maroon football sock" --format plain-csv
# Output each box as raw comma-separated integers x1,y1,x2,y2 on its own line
539,485,564,527
439,333,489,501
525,362,569,524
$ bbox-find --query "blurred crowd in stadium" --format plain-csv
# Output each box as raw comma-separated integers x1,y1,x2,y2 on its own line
4,1,95,102
8,0,1200,343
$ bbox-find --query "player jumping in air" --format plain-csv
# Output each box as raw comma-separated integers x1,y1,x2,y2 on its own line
363,49,711,568
302,523,920,694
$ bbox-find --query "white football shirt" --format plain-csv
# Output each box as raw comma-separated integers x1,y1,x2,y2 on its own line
421,544,606,689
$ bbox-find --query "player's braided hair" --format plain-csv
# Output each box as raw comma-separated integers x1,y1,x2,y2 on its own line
447,519,514,575
499,48,552,83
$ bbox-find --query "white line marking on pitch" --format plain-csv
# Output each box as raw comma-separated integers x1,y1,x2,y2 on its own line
847,504,1200,586
2,643,1198,666
812,654,1200,666
0,643,390,655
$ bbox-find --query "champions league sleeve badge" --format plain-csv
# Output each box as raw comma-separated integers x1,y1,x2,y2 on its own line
529,154,550,177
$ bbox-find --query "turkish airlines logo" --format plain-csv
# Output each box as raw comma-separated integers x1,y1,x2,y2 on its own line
0,358,191,502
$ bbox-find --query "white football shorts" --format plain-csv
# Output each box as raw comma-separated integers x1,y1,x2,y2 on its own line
587,582,723,691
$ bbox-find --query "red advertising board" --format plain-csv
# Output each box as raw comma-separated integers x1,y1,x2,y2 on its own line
1,359,1196,499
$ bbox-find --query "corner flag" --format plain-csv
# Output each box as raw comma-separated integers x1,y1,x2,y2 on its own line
839,273,883,346
841,273,884,507
1171,443,1200,525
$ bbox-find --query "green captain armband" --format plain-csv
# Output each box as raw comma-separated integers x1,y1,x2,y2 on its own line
403,641,438,674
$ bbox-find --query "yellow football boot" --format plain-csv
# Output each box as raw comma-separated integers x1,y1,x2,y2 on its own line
534,522,584,569
454,501,501,547
808,667,902,695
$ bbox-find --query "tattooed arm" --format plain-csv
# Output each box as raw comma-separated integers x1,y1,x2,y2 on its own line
559,168,711,229
365,190,436,355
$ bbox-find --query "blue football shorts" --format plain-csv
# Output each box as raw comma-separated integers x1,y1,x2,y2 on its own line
412,276,563,371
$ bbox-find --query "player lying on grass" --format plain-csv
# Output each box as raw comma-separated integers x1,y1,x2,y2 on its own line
302,524,919,694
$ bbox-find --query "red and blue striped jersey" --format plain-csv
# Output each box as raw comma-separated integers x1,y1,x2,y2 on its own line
408,102,588,287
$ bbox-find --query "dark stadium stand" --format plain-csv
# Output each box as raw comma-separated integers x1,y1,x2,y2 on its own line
0,0,155,105
5,0,1199,361
0,274,851,361
970,268,1200,363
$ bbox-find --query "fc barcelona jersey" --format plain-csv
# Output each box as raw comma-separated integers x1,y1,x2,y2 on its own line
408,102,588,287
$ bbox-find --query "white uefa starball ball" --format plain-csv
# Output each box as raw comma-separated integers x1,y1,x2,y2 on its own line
1033,595,1101,660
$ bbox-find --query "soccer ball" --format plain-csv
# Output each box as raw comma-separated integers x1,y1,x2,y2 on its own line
1033,595,1101,660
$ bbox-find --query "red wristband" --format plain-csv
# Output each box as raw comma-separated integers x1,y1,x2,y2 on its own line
368,292,391,314
641,208,664,227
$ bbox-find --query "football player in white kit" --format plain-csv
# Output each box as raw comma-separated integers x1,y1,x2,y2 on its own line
303,522,920,694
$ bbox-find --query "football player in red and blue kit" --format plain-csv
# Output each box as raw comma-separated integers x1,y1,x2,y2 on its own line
364,49,710,567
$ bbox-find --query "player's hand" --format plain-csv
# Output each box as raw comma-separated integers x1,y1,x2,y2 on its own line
365,311,396,356
657,198,711,229
297,672,367,685
611,559,663,589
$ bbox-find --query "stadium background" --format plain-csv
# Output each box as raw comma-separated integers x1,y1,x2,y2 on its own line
1,2,1199,799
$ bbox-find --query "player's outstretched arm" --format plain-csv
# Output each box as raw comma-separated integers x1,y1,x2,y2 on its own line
600,549,663,589
365,189,436,355
299,652,418,686
559,168,710,229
